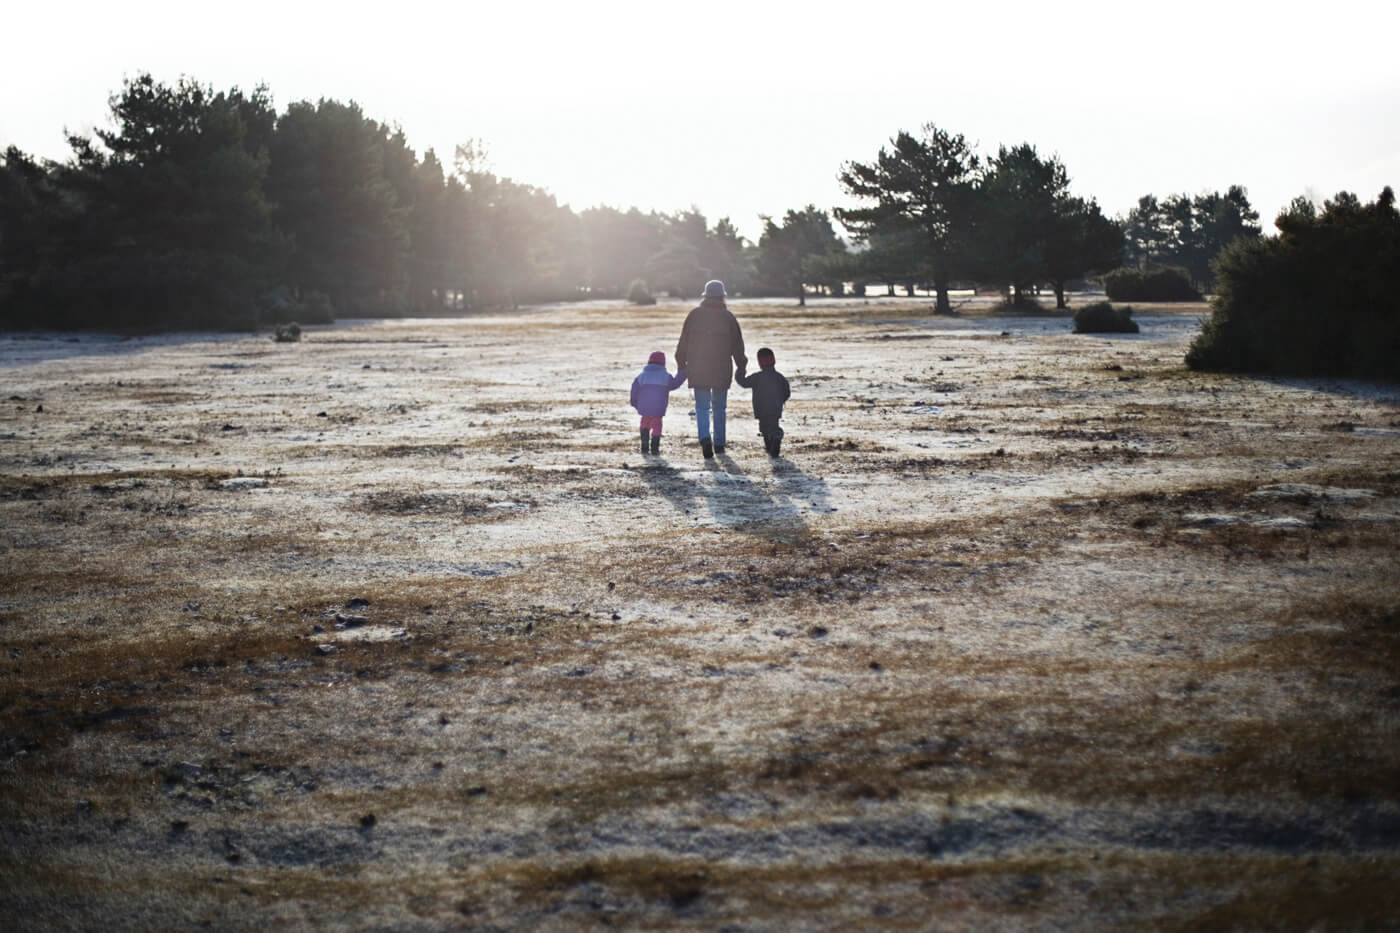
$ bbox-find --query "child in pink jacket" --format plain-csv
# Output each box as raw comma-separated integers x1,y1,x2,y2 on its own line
630,351,687,455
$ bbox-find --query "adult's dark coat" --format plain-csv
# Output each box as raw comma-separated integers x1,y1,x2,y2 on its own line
675,297,746,389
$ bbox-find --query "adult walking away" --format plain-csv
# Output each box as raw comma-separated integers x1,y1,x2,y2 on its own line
675,280,747,459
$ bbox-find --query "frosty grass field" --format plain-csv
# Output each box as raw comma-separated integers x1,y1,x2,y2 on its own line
2,297,1398,929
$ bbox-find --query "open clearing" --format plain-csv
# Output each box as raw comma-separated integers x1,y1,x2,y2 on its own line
2,298,1398,930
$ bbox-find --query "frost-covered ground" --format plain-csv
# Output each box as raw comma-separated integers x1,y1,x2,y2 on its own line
2,299,1399,930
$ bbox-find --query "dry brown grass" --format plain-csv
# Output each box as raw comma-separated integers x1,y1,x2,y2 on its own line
3,304,1399,929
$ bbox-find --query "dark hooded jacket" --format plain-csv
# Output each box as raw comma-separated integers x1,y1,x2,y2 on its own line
675,297,746,390
734,364,790,421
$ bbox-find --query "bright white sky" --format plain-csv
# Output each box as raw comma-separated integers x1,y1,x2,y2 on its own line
3,1,1397,241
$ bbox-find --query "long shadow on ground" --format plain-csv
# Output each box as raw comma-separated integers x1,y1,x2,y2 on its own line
635,454,829,539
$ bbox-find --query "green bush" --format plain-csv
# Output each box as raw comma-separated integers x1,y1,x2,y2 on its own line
1104,267,1202,301
1073,301,1139,333
1186,187,1400,381
627,278,656,305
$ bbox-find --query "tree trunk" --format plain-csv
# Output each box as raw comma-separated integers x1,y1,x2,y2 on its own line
934,276,952,315
1053,281,1067,309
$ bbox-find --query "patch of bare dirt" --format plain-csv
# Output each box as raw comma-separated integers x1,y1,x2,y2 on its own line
2,299,1399,929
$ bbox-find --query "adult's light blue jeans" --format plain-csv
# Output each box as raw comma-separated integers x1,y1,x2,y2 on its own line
693,387,728,446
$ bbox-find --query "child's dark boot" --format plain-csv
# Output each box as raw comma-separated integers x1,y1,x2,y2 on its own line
640,428,651,455
650,434,660,455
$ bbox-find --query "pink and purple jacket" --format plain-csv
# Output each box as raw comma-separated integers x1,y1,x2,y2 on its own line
630,363,687,417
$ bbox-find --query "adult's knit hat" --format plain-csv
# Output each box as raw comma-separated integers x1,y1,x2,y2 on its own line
648,350,666,365
703,280,726,298
757,347,775,366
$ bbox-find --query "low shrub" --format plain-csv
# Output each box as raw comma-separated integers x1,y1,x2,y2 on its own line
1073,301,1139,333
627,279,656,305
1186,187,1400,380
1104,267,1202,301
989,298,1050,314
273,322,302,342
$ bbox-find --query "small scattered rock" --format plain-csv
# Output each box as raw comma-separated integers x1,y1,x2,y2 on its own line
335,614,369,629
316,643,338,656
359,813,376,828
345,598,371,611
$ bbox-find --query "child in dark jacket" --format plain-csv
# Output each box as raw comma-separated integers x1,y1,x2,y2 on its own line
734,347,790,456
630,351,687,454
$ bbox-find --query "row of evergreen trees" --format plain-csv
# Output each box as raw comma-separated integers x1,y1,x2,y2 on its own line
834,128,1126,312
1119,187,1262,292
1,74,1255,331
0,75,769,330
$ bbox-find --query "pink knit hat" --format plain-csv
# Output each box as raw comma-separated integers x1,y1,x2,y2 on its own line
648,351,665,365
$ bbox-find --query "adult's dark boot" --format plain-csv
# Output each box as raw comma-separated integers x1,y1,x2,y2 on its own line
640,428,651,455
650,434,660,455
769,436,782,457
701,437,714,459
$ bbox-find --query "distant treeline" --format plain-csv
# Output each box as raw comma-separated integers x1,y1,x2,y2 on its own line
2,74,1265,331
